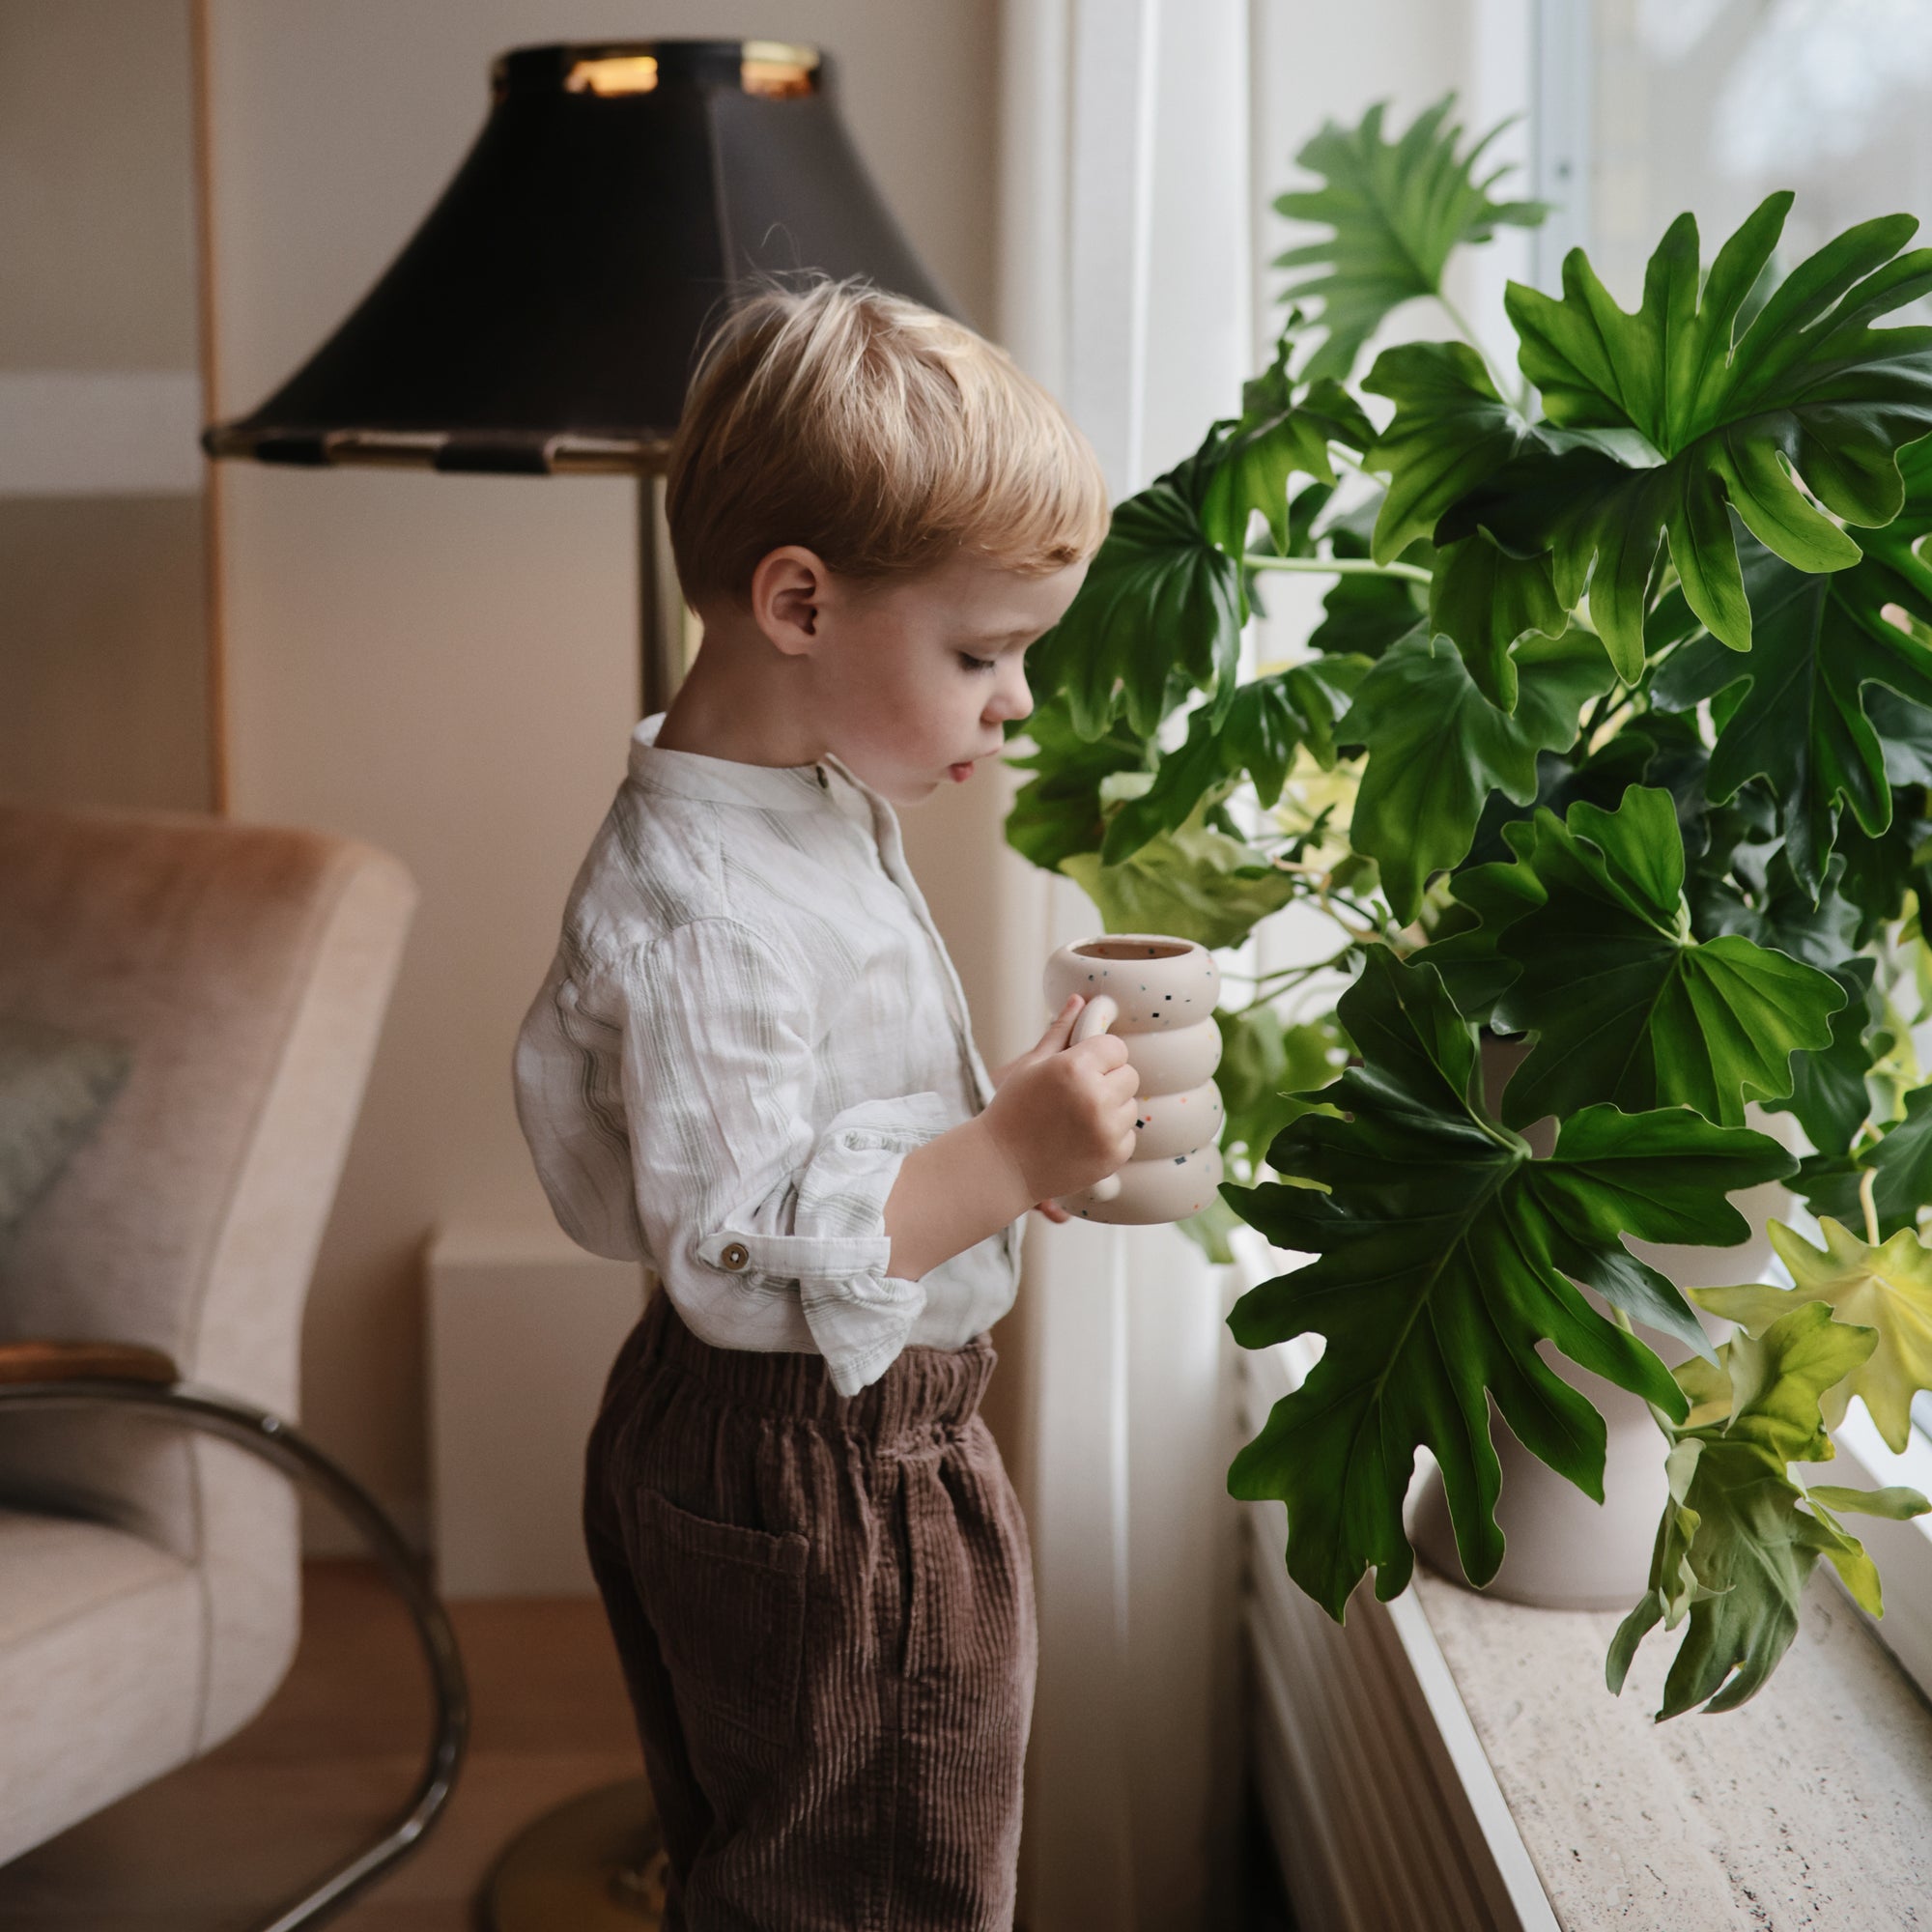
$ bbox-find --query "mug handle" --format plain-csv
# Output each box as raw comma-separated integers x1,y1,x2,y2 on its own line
1066,994,1123,1203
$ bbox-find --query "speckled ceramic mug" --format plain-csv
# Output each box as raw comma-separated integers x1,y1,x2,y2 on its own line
1042,932,1225,1225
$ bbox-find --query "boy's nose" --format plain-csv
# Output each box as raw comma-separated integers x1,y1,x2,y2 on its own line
990,668,1034,725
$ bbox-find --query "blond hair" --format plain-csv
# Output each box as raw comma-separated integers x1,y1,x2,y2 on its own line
666,276,1110,607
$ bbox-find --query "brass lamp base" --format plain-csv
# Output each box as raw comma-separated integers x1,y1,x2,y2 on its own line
480,1776,668,1930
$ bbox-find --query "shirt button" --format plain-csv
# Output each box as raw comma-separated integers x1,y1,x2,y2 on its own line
720,1241,749,1270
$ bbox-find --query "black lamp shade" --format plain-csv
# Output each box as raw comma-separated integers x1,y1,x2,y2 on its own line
202,41,956,476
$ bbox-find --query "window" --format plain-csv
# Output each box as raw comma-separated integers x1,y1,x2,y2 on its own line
1562,0,1932,1684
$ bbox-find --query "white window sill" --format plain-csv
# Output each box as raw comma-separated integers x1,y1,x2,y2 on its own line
1232,1227,1932,1930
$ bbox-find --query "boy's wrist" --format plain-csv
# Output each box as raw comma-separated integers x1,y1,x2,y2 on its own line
962,1112,1036,1224
883,1114,1036,1283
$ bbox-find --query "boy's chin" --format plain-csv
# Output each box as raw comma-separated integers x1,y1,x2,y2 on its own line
843,760,939,807
882,775,941,806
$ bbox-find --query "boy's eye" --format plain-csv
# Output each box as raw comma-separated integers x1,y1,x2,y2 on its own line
959,653,998,672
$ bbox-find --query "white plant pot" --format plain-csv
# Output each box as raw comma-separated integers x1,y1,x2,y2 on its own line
1406,1037,1797,1611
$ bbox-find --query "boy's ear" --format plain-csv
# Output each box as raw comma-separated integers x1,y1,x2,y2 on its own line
750,546,829,657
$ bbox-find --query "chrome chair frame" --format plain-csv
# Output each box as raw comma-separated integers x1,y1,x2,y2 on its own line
0,1370,469,1931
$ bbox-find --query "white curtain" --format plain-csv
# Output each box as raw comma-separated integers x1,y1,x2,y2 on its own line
996,5,1255,1926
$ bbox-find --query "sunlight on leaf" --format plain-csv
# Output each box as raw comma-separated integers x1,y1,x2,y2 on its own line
1696,1217,1932,1452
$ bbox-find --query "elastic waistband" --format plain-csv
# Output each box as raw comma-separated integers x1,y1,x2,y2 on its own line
636,1289,995,1446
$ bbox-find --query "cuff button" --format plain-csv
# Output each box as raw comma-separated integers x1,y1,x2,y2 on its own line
720,1241,750,1270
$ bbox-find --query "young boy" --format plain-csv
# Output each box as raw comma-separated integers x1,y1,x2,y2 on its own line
512,278,1139,1930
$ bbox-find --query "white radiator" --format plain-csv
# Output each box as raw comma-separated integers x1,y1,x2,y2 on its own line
1232,1233,1557,1931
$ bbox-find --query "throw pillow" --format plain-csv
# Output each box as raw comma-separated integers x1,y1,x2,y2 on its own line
0,1015,132,1268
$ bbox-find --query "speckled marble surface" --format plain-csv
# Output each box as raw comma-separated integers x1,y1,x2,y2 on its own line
1410,1567,1932,1929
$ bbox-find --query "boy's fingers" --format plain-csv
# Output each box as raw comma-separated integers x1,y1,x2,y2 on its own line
1039,994,1083,1047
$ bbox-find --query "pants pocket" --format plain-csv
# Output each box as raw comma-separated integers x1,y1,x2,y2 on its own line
631,1487,810,1753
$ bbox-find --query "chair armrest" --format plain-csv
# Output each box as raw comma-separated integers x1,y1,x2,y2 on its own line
0,1341,180,1385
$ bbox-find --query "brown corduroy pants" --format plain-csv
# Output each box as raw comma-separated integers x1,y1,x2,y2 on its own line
582,1288,1038,1932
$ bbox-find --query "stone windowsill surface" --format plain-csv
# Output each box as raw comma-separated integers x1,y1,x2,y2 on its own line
1408,1564,1932,1929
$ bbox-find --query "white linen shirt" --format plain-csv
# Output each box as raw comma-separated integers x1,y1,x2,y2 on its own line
512,709,1024,1397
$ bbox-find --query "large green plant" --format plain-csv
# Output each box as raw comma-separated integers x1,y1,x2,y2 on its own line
1007,95,1932,1718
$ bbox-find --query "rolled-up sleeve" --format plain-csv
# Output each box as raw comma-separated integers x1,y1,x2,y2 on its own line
611,916,954,1396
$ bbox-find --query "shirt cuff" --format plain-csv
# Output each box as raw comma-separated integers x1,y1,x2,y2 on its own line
693,1091,955,1397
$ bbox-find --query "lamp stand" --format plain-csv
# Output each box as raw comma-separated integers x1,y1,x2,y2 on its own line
481,472,691,1932
639,469,695,720
479,1776,668,1929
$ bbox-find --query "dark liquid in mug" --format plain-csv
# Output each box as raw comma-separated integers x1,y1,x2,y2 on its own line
1072,940,1193,961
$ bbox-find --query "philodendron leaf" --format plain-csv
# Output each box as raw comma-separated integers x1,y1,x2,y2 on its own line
1696,1217,1932,1452
1361,341,1557,560
1336,627,1613,923
1799,1083,1932,1238
1060,789,1298,951
1652,522,1932,897
1451,785,1845,1127
1100,658,1368,866
1272,95,1545,384
1439,195,1932,679
1607,1301,1926,1719
1305,502,1430,659
1213,1007,1346,1181
1427,535,1570,711
1223,950,1794,1622
1001,694,1151,872
1834,789,1932,939
1201,339,1376,555
1772,958,1880,1157
1031,451,1243,742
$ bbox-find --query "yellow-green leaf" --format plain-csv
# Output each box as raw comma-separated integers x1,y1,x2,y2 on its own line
1694,1216,1932,1452
1607,1300,1900,1717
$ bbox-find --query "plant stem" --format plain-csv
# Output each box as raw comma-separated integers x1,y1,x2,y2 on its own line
1606,1304,1687,1440
1580,685,1637,750
1264,862,1384,944
1242,553,1432,586
1228,947,1360,1013
1434,290,1516,403
1220,958,1326,984
1231,967,1332,1013
1861,1167,1882,1247
1326,445,1384,491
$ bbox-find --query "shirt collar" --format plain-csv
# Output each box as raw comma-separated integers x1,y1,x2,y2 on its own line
627,711,874,812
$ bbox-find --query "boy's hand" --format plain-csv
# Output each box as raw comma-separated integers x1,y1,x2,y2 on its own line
981,995,1139,1209
993,1012,1080,1221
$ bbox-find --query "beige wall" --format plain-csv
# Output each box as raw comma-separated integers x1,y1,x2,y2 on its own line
201,1,1013,1541
0,0,212,813
0,496,212,810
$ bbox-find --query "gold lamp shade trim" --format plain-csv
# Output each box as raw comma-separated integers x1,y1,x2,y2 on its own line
565,55,659,96
556,41,820,101
198,423,672,476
